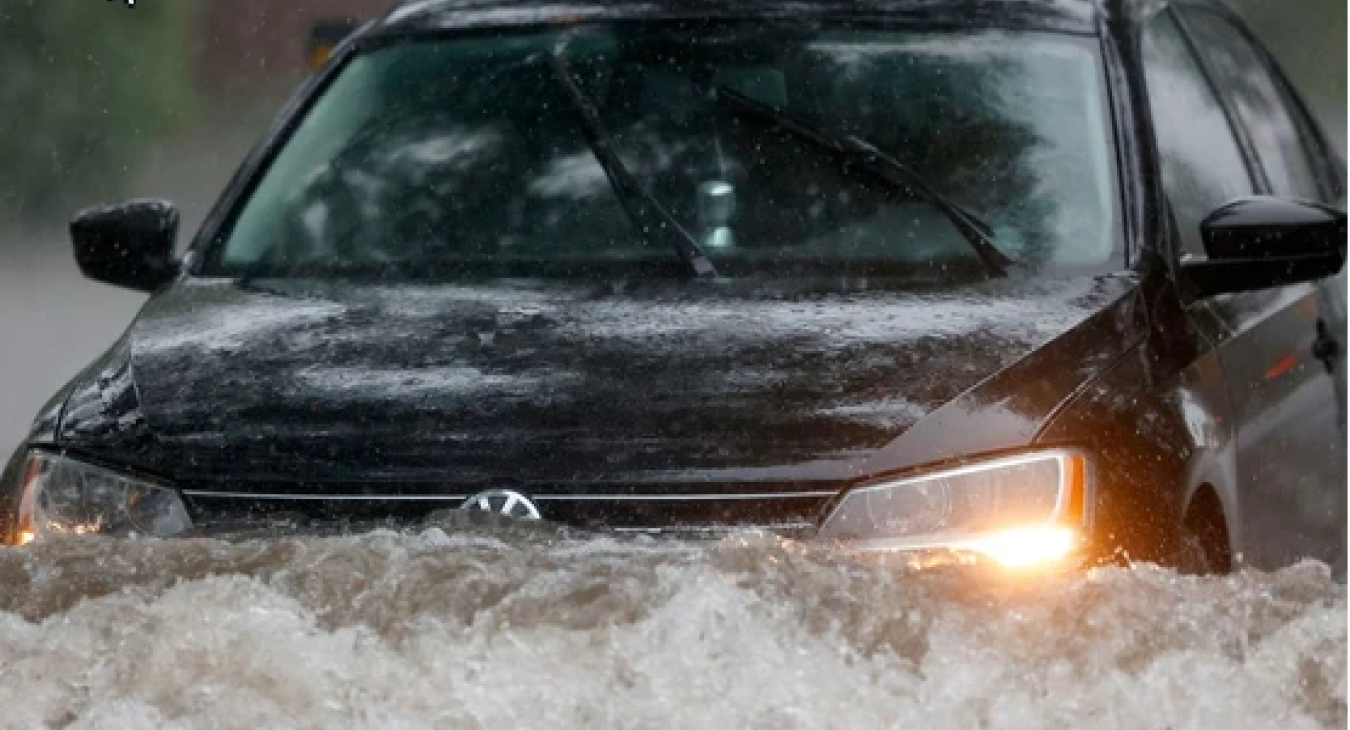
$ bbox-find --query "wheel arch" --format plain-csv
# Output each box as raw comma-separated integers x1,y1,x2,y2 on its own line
1181,479,1236,572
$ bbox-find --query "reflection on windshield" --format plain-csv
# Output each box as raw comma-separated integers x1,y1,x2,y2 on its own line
214,26,1116,280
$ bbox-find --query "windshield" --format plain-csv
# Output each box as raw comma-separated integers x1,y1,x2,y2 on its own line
207,25,1117,281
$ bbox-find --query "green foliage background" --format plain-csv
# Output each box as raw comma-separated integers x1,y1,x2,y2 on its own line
0,0,197,221
0,0,1340,227
1237,0,1347,148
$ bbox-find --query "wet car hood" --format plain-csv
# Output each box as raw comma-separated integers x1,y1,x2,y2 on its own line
55,276,1129,485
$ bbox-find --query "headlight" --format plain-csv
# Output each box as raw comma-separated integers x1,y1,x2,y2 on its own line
15,452,192,543
818,450,1090,569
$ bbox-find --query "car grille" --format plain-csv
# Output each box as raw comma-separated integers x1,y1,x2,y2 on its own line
179,481,840,536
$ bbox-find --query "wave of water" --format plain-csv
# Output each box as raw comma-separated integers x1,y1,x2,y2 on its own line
0,530,1343,730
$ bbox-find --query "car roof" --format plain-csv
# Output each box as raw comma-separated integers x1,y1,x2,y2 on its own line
364,0,1110,38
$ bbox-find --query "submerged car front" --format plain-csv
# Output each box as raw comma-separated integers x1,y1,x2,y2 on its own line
3,7,1143,570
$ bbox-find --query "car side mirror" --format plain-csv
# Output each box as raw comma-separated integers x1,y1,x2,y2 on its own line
70,199,180,293
1182,196,1346,298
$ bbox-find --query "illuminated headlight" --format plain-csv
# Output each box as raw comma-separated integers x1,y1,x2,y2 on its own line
15,452,192,543
818,450,1090,569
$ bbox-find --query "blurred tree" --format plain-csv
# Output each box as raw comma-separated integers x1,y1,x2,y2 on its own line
1234,0,1347,150
0,0,197,222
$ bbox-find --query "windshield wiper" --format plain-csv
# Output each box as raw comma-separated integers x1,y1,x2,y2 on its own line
715,86,1013,276
548,53,718,279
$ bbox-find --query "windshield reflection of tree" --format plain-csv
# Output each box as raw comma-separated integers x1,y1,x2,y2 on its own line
278,58,637,268
277,33,1071,275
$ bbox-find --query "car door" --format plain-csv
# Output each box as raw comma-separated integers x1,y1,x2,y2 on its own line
1154,6,1346,569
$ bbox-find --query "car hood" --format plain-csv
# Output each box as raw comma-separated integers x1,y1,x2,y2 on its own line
56,276,1133,485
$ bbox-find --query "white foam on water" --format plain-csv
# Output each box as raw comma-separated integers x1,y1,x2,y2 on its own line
0,532,1343,730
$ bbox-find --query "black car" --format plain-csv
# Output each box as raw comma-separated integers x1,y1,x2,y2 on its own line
3,0,1345,575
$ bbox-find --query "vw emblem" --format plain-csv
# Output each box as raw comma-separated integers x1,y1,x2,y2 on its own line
460,490,542,520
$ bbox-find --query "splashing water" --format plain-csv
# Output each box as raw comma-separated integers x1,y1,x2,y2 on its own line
0,530,1343,730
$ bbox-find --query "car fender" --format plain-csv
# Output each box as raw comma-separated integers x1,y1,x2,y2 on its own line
1037,325,1241,567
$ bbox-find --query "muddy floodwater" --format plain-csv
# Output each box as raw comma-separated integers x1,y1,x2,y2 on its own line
0,530,1342,730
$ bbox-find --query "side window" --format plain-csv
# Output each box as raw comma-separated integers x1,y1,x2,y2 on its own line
1141,12,1255,258
1180,9,1323,202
